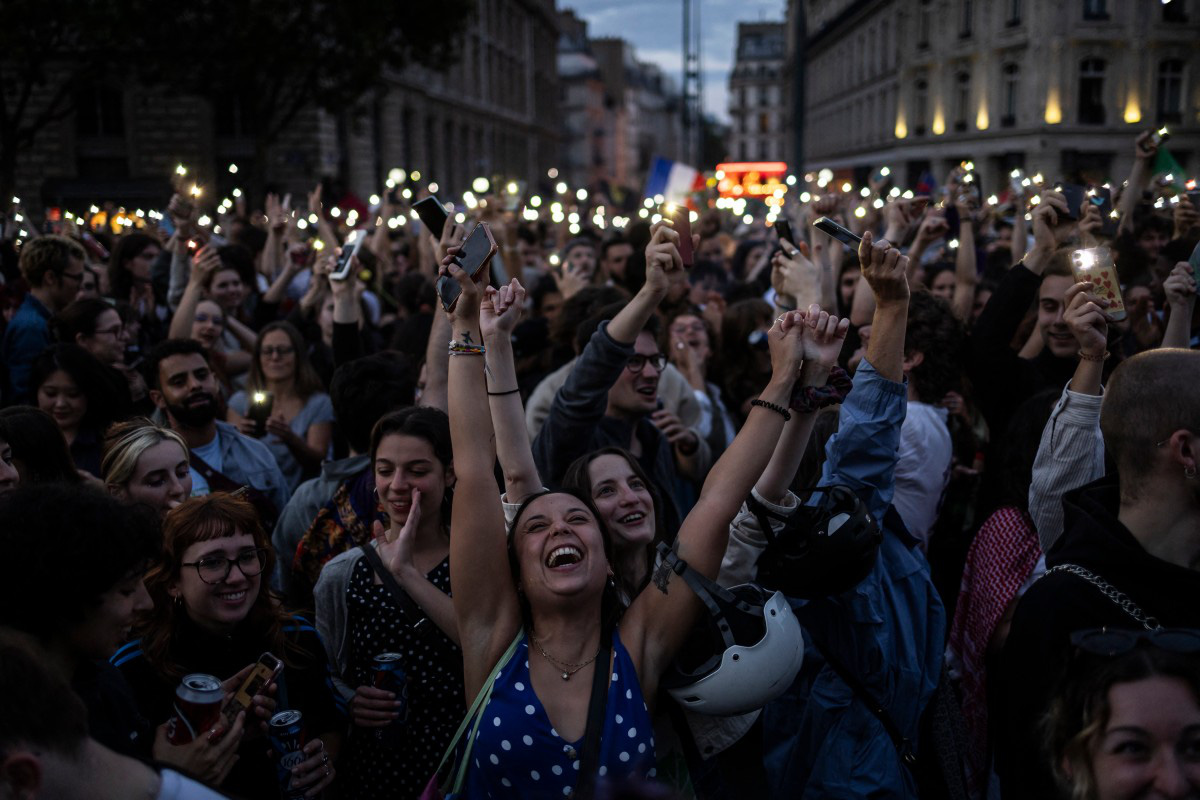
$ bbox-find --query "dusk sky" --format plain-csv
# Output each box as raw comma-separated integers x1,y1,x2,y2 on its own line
560,0,787,126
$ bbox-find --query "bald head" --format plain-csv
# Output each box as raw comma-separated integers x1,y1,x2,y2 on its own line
1100,349,1200,500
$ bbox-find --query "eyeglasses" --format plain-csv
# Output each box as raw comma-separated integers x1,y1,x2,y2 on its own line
93,324,125,338
626,353,667,373
1071,628,1200,656
261,345,295,358
181,548,268,585
670,322,706,336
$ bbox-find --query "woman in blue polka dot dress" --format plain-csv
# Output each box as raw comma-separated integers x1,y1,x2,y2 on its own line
442,224,810,798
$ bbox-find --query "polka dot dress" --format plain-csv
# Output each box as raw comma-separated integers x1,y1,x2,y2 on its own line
341,555,463,800
463,630,656,799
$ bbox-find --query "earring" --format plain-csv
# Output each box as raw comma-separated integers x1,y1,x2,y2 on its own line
1186,466,1197,480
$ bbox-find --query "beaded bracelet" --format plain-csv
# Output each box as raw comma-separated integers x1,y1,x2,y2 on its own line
790,366,854,413
449,340,486,356
1077,349,1109,363
750,398,792,422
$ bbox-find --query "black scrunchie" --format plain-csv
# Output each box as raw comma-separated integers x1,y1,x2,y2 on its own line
790,366,853,413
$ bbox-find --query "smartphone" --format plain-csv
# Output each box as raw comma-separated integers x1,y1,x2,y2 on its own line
1055,183,1087,221
247,391,274,437
1087,186,1118,236
1188,240,1200,285
671,206,694,268
331,230,367,281
436,222,499,311
1009,169,1026,197
1151,126,1170,148
1071,247,1126,321
503,180,527,212
222,652,284,725
775,219,796,250
414,196,449,239
813,216,862,247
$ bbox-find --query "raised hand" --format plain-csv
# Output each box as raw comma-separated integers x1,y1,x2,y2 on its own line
771,244,819,307
643,220,683,295
438,245,488,322
799,303,850,368
1030,190,1075,252
480,279,526,340
766,309,807,380
1078,201,1103,248
435,220,466,264
858,230,910,306
376,487,421,578
914,208,950,245
551,258,590,299
1063,281,1112,358
188,245,222,288
1164,261,1198,308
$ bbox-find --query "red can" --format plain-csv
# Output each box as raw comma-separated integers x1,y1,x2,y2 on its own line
166,673,224,744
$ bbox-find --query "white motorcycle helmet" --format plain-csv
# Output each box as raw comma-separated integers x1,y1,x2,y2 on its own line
655,544,805,716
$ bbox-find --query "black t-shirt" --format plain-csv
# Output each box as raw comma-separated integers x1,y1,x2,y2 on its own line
74,658,153,759
113,612,345,799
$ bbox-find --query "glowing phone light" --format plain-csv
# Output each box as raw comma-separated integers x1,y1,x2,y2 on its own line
472,177,490,193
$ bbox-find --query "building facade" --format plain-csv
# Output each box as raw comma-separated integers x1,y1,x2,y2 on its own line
14,0,561,209
798,0,1200,191
728,22,789,163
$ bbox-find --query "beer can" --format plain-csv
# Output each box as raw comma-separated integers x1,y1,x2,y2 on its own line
373,652,408,738
269,710,308,799
166,673,223,745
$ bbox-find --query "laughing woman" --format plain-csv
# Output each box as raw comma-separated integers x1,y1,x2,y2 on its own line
114,493,342,799
444,221,809,797
314,406,463,800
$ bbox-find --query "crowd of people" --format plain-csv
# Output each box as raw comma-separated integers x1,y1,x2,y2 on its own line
1,126,1198,800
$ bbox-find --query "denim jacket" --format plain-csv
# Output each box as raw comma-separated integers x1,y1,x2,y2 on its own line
762,359,946,799
2,293,51,403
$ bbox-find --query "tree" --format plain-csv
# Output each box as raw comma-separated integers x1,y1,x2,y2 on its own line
139,0,475,194
0,0,474,200
0,0,136,200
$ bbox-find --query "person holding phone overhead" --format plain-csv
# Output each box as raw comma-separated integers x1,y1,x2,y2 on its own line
113,493,342,798
442,222,811,797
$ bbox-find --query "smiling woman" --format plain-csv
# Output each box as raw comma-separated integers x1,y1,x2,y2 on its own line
115,493,343,798
30,343,129,477
102,417,192,517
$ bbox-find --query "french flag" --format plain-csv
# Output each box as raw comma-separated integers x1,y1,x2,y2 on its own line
644,157,704,206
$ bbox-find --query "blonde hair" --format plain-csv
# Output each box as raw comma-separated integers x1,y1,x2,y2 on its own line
101,417,189,489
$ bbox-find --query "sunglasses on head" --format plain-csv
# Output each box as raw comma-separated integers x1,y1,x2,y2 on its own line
1071,627,1200,657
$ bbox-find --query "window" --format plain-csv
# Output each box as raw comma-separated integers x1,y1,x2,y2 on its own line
1078,58,1106,124
1007,0,1022,25
955,72,971,131
960,0,973,37
918,1,931,48
74,85,124,137
1157,59,1184,124
915,79,929,135
1002,64,1019,126
1163,0,1187,22
1083,0,1108,20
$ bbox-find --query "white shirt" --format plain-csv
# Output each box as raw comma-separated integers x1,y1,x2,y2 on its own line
892,400,952,550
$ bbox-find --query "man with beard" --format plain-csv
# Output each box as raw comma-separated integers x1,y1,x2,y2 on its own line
144,339,288,518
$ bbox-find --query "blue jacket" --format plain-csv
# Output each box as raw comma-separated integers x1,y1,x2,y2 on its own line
2,293,51,403
763,359,946,799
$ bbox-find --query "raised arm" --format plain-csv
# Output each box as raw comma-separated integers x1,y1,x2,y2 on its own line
951,196,980,323
1028,282,1109,551
418,223,465,413
168,246,220,340
444,256,522,700
626,308,807,693
481,278,543,504
1162,262,1198,349
1117,132,1158,237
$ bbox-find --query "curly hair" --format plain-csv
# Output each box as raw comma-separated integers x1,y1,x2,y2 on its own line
0,484,160,641
905,289,966,404
137,493,305,679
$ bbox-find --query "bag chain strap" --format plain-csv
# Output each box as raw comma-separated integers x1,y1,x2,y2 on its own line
1044,564,1162,631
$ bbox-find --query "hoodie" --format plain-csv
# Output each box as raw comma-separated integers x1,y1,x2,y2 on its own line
996,475,1200,798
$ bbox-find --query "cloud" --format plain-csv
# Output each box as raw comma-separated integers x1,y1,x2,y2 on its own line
562,0,785,124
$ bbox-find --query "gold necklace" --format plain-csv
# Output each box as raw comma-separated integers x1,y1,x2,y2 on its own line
531,634,601,681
